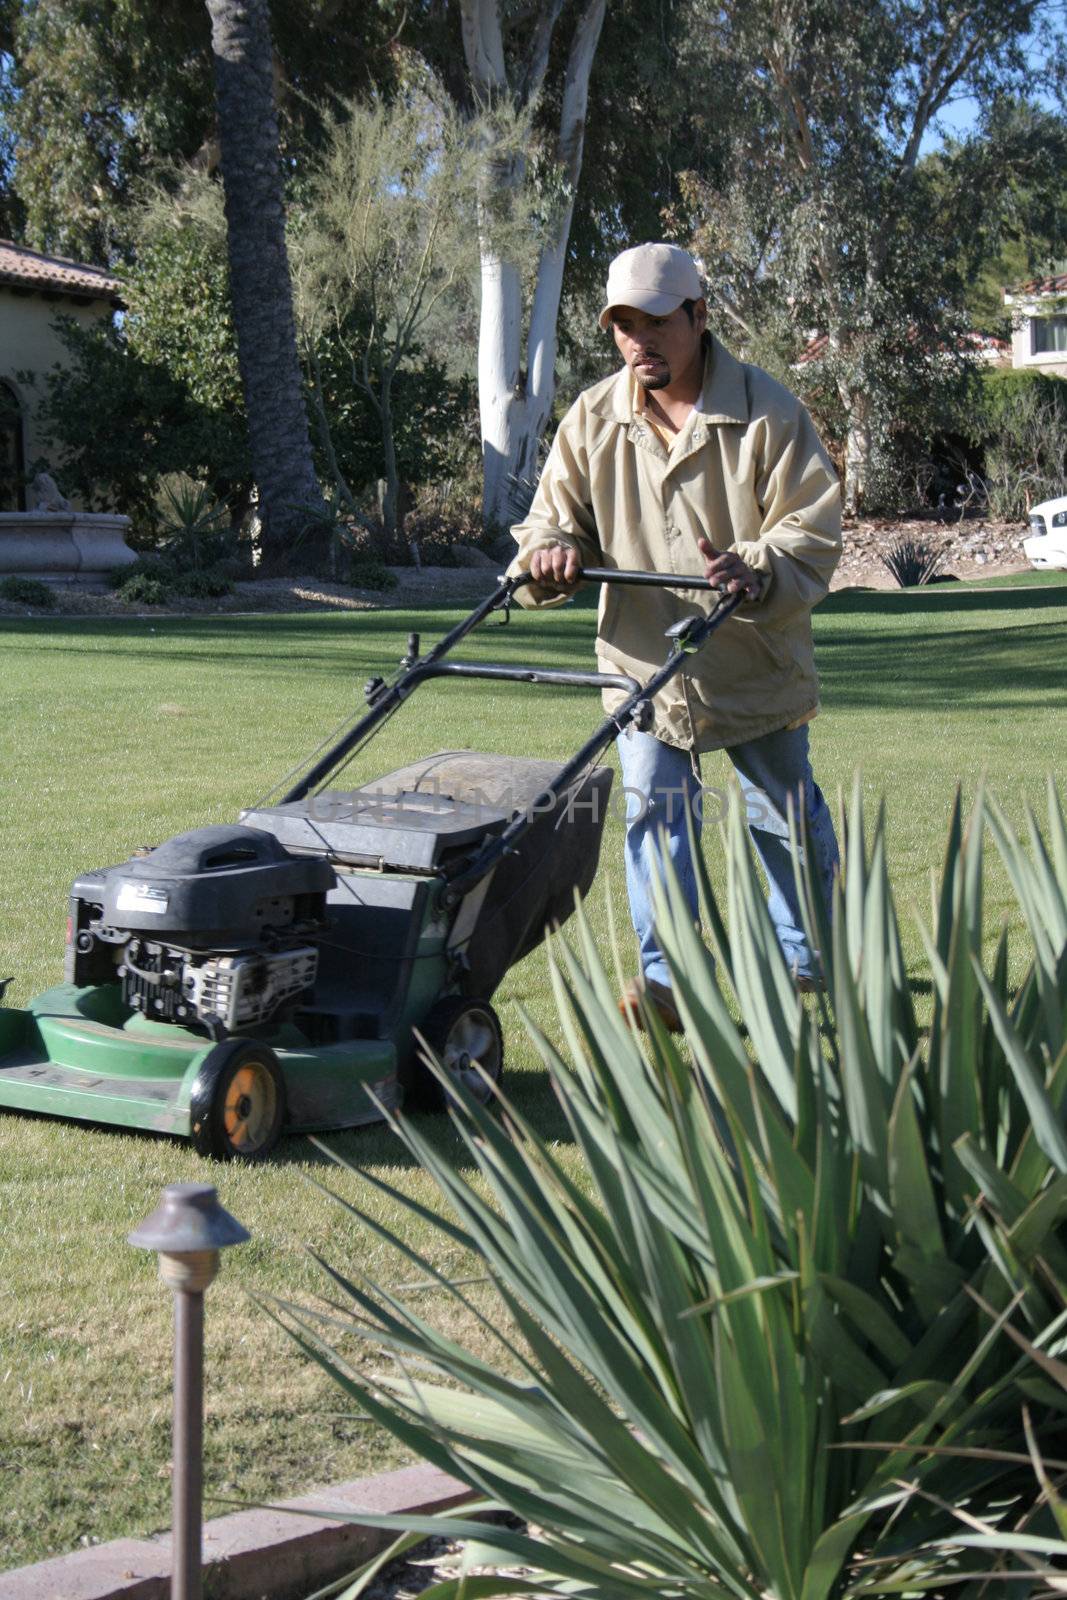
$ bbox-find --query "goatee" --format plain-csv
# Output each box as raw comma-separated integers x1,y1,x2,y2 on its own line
636,369,671,390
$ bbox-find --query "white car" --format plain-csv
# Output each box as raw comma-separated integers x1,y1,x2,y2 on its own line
1024,495,1067,569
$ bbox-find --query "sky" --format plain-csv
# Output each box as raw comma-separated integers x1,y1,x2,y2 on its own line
919,27,1063,152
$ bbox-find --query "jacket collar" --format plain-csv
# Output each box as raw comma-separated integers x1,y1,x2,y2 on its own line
589,334,750,427
697,334,750,424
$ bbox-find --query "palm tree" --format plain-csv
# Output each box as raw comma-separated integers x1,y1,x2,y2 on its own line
205,0,325,565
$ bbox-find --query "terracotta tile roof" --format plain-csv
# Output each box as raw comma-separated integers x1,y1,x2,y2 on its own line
0,239,121,302
1007,272,1067,297
796,327,1008,367
796,332,829,366
959,330,1011,356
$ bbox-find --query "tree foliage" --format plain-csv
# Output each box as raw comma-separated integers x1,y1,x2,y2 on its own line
306,333,478,520
683,0,1067,511
129,181,242,417
0,0,407,260
34,314,248,531
969,369,1067,518
293,93,484,546
35,163,478,546
939,100,1067,335
34,176,261,530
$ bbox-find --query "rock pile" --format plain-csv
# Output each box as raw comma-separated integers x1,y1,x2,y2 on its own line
834,516,1031,589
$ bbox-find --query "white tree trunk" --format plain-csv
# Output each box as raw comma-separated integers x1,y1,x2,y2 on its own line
831,345,870,516
466,0,606,534
512,0,606,518
478,252,526,530
843,409,871,515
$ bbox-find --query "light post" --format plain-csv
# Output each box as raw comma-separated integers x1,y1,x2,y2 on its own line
130,1183,249,1600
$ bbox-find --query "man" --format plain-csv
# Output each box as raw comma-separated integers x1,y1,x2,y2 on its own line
508,242,841,1030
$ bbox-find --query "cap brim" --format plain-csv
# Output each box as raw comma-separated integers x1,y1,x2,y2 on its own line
598,290,686,330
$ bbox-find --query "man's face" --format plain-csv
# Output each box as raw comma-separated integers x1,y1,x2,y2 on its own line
610,300,707,390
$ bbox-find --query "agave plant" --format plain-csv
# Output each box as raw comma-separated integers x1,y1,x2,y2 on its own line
275,782,1067,1600
880,536,945,588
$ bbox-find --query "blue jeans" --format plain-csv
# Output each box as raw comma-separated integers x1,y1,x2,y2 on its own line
616,725,839,987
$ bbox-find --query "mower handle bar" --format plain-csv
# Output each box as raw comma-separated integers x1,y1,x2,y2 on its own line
401,660,642,695
280,567,735,807
578,566,724,591
440,584,746,900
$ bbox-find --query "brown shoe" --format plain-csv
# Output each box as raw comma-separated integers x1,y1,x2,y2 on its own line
618,977,683,1034
795,973,826,995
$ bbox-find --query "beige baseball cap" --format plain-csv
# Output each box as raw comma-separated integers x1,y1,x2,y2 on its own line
598,242,703,329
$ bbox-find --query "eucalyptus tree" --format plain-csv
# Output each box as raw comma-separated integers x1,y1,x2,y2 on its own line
685,0,1067,511
204,0,325,559
458,0,608,532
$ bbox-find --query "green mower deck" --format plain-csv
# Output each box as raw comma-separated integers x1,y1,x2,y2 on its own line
0,985,398,1140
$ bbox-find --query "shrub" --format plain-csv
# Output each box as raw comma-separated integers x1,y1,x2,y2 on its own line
970,370,1067,521
280,784,1067,1599
179,568,233,599
977,367,1067,431
345,553,398,591
109,555,232,600
156,477,232,570
0,576,56,608
108,555,175,591
405,490,487,567
881,535,945,586
209,553,254,582
115,573,170,606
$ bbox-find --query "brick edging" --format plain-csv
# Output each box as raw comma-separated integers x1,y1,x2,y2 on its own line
0,1462,470,1600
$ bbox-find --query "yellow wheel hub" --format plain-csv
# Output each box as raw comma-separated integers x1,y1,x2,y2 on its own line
222,1061,277,1153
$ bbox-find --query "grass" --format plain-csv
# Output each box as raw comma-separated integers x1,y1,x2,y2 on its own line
954,566,1067,588
0,575,1065,1570
864,566,1067,593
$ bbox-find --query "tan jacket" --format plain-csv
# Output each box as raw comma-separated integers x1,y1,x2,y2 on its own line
507,335,842,751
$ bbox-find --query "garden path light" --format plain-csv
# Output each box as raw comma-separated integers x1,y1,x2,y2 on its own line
130,1182,249,1600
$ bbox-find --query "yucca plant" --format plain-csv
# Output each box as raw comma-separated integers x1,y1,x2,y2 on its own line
849,1298,1067,1596
158,476,230,569
274,782,1067,1600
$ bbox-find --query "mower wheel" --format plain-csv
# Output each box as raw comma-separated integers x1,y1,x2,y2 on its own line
190,1040,286,1161
411,997,504,1113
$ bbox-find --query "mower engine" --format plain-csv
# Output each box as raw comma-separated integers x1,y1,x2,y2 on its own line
65,825,334,1033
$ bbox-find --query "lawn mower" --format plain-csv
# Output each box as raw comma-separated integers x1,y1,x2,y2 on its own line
0,567,741,1159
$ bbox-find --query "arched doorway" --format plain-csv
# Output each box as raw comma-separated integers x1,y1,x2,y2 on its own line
0,382,25,512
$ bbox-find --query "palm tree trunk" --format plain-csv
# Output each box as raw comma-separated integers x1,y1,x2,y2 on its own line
205,0,325,566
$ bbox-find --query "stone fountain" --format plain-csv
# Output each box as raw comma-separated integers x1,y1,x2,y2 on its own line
0,474,137,588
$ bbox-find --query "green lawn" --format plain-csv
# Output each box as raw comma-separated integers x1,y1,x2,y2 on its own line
1,577,1065,1570
953,566,1067,589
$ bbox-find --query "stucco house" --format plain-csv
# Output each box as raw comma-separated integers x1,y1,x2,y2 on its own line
1002,272,1067,377
0,239,122,511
